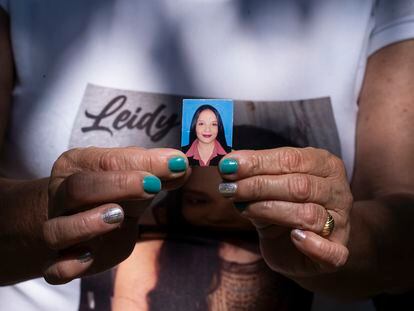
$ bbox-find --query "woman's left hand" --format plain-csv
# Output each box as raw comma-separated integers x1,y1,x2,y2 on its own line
217,147,352,278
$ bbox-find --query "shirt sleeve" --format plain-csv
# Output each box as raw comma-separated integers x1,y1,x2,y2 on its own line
368,0,414,55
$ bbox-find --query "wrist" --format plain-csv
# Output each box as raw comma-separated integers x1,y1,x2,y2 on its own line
0,177,52,284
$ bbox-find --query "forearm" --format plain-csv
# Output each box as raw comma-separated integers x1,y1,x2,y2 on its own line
300,39,414,299
296,194,414,299
0,177,52,285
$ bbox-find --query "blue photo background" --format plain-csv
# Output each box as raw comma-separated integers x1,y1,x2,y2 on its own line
181,99,233,147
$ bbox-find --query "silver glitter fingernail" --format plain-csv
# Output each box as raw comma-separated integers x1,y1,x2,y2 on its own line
102,207,124,224
218,183,238,197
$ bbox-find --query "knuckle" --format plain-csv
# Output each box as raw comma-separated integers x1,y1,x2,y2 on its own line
332,155,344,169
146,153,155,173
133,151,153,173
113,172,131,192
250,178,267,201
327,155,346,176
311,147,332,161
260,201,274,212
289,175,312,201
249,153,264,175
335,247,349,268
316,147,331,159
51,148,80,175
64,174,86,204
73,215,94,241
279,148,303,173
319,242,348,269
99,150,121,171
43,221,62,250
297,203,320,229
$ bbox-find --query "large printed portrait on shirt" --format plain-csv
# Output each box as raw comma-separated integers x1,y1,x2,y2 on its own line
69,85,340,311
181,99,233,167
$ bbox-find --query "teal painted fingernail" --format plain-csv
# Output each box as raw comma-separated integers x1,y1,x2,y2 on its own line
143,175,161,194
234,202,248,212
219,158,239,174
168,156,187,172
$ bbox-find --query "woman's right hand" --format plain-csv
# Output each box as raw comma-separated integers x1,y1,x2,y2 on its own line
42,147,189,284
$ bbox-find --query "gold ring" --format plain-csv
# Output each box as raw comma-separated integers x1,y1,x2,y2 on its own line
321,211,335,237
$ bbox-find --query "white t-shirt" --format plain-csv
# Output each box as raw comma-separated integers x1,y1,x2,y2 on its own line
0,1,414,310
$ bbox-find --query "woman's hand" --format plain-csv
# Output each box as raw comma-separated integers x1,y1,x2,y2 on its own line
43,147,189,284
217,147,352,278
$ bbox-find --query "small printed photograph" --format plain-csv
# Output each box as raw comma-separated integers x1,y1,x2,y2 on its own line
181,99,233,167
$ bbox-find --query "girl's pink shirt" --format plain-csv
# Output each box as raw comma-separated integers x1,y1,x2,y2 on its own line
185,139,227,166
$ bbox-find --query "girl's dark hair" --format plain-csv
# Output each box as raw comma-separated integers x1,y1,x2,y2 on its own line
188,105,230,152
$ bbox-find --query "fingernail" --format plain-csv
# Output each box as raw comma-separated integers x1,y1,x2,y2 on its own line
168,156,187,172
218,183,237,197
102,207,124,224
219,158,239,174
292,229,306,241
143,175,162,194
234,202,248,212
78,252,93,263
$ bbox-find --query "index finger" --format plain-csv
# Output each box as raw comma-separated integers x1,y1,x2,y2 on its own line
218,147,340,180
52,147,189,180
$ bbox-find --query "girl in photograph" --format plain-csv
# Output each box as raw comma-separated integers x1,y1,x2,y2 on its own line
183,105,231,166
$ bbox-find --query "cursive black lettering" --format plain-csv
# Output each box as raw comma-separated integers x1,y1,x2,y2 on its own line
81,95,179,142
113,110,131,130
124,108,143,130
82,95,127,135
152,114,180,142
